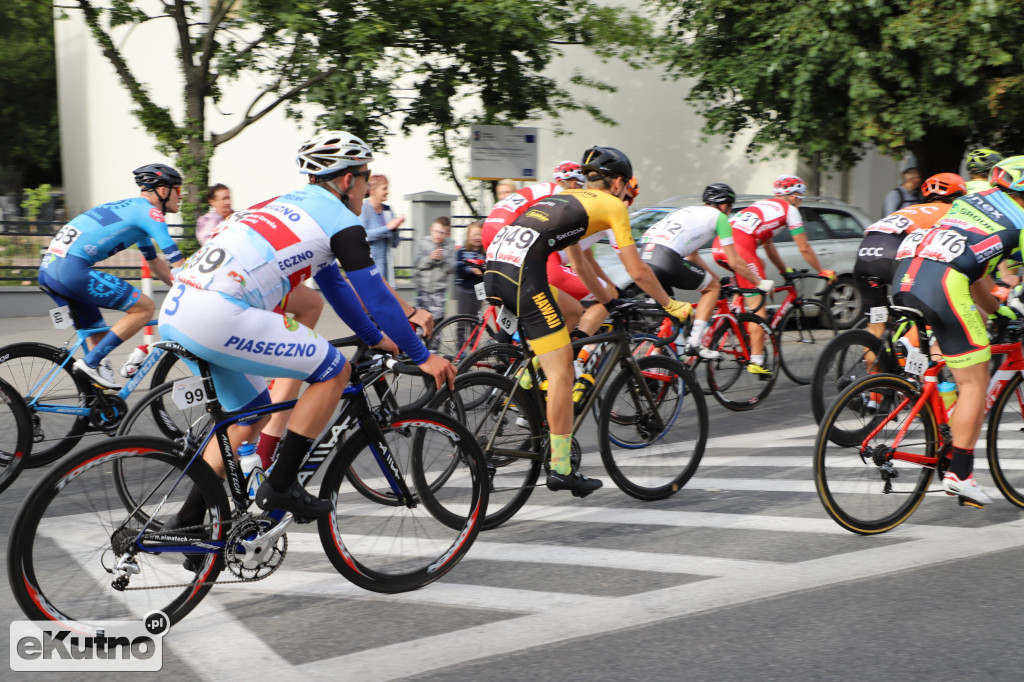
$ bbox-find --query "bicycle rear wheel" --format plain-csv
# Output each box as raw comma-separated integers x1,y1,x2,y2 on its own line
813,373,937,534
318,408,488,593
456,342,523,376
986,372,1024,508
778,299,838,385
429,372,543,529
810,329,888,425
0,378,32,495
0,342,91,466
7,436,229,630
705,313,778,411
598,355,708,500
428,314,492,363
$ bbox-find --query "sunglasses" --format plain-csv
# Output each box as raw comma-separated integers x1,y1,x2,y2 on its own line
351,170,371,181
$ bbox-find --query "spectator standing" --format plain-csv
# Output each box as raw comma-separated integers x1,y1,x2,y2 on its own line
455,221,485,317
495,179,517,202
881,167,923,217
195,183,233,245
361,174,405,285
414,217,457,321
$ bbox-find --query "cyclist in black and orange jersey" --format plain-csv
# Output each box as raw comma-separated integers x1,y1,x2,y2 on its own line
855,172,966,338
484,146,692,495
892,156,1024,507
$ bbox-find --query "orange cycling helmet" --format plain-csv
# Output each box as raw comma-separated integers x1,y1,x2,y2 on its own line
921,172,966,200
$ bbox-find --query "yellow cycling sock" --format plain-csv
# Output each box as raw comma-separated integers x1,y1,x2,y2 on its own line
550,434,572,475
517,356,541,390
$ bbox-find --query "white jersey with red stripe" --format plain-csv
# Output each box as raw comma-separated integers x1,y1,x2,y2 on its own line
729,197,804,242
174,184,357,310
481,182,562,250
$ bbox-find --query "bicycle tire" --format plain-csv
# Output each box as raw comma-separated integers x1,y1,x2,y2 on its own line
147,349,192,389
705,313,778,411
810,329,888,425
116,379,211,440
428,371,543,529
428,314,493,363
0,342,91,466
317,408,488,593
598,355,708,500
813,373,936,534
7,436,229,629
456,341,524,376
0,378,32,495
777,299,838,385
986,372,1024,508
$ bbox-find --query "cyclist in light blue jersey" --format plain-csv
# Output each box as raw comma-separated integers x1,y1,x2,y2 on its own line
38,164,186,389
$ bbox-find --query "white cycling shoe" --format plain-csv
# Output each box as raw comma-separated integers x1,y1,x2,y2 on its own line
942,472,992,507
73,358,121,390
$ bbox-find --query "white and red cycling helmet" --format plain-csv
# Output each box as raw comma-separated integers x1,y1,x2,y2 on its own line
553,160,585,183
773,175,806,196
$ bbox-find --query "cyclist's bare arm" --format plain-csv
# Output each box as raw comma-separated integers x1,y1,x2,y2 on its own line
148,255,182,286
582,247,619,298
791,232,824,273
722,243,763,285
762,239,789,274
970,274,1000,315
566,243,614,304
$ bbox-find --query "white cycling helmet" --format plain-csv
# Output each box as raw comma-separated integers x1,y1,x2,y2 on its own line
553,160,585,183
296,131,374,176
773,174,806,196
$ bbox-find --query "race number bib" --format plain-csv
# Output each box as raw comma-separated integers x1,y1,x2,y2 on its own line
895,231,926,260
49,306,73,330
497,306,518,334
171,376,208,410
486,226,540,268
474,282,487,301
903,350,929,376
917,230,967,263
176,244,229,289
730,211,761,235
869,306,888,324
46,225,83,258
866,214,912,235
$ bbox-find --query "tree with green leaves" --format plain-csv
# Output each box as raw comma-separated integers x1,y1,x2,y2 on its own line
72,0,653,225
654,0,1024,176
0,1,62,195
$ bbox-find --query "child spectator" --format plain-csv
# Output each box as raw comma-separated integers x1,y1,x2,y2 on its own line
455,221,485,317
414,217,456,321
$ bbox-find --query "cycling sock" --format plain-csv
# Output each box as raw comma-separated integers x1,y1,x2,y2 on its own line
177,484,208,527
949,446,974,480
549,434,572,476
517,356,541,389
83,330,124,367
751,354,765,366
687,319,709,347
267,430,315,493
256,433,282,470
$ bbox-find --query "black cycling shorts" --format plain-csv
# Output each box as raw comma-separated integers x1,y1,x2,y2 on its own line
641,244,712,296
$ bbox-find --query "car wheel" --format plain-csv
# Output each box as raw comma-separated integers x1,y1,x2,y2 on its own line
828,275,863,330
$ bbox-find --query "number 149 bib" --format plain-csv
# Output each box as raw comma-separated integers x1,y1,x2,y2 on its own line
486,226,540,268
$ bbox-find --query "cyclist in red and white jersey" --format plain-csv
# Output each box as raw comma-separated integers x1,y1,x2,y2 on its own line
711,175,835,375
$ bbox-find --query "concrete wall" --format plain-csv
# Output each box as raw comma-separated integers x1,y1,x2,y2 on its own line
53,2,905,229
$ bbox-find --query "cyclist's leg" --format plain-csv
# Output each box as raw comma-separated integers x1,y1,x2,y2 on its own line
257,284,325,466
730,237,768,363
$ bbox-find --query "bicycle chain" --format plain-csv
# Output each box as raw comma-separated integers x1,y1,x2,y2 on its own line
116,519,279,591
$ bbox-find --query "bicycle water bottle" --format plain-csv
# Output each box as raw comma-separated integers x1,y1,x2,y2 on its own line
119,344,149,378
572,373,595,412
238,441,264,500
938,381,958,411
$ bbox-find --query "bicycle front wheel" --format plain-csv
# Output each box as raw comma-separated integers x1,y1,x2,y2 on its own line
705,313,779,411
0,342,91,466
0,378,32,495
810,329,887,425
599,355,708,500
7,436,229,630
428,314,491,363
813,373,937,534
778,300,838,385
456,341,523,376
318,408,488,593
986,372,1024,508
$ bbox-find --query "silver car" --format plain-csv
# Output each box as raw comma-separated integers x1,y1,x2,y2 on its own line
593,194,872,329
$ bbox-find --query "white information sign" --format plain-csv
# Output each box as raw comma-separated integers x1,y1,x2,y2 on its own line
468,125,538,181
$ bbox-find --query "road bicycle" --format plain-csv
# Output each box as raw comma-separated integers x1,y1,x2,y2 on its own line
7,339,489,632
813,307,1024,534
0,306,188,465
427,303,504,363
430,303,708,529
0,378,32,495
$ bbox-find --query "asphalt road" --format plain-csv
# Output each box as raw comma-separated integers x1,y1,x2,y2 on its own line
1,315,1023,681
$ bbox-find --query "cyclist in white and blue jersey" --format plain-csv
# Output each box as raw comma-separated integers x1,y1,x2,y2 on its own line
159,131,456,519
38,164,185,389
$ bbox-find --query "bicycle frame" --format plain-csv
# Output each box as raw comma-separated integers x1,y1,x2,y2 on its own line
20,321,167,416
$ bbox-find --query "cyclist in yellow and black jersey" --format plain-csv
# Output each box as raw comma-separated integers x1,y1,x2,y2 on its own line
485,146,692,495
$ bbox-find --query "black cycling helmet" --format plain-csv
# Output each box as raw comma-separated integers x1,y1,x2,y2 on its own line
702,182,736,206
580,146,633,180
133,164,183,190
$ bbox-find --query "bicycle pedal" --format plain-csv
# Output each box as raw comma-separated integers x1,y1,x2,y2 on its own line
293,515,316,524
958,497,985,509
571,489,595,499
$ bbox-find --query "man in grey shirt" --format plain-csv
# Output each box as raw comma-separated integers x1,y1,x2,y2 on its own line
881,167,923,217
